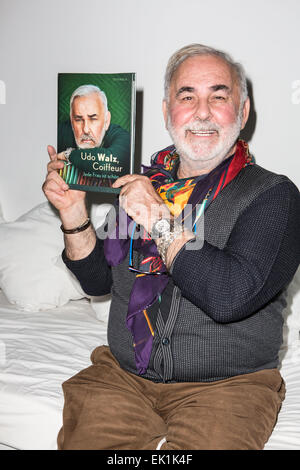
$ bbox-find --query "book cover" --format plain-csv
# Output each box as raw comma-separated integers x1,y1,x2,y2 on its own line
57,72,136,193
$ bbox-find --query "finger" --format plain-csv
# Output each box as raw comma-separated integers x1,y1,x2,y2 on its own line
47,159,65,173
46,168,69,190
43,178,68,196
112,174,141,188
47,145,57,161
118,190,127,206
112,176,129,188
57,151,67,161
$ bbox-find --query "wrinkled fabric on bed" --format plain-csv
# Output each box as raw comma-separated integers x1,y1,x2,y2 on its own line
0,290,299,450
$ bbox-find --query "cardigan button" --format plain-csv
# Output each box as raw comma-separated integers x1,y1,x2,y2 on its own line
162,337,170,346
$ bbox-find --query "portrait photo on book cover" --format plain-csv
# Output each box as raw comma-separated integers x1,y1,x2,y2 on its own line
57,73,136,193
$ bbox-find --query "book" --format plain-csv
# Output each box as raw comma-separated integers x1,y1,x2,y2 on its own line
57,72,136,193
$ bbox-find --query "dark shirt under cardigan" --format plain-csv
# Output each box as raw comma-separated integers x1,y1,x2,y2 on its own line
62,164,300,383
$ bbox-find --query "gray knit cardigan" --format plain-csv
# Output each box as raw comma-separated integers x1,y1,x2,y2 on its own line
63,164,300,383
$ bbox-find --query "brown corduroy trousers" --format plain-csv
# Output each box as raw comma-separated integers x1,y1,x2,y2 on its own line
57,345,285,450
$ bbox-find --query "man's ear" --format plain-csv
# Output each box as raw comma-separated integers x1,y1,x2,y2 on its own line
241,97,250,130
162,100,168,128
105,111,111,130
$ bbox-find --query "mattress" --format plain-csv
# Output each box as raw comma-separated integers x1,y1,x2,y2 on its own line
0,290,299,450
0,291,107,450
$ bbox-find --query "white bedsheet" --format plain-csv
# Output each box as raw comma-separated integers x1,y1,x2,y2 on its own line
264,345,300,450
0,291,107,450
0,290,299,450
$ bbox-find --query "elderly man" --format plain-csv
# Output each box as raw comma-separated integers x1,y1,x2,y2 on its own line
57,84,130,176
43,44,300,450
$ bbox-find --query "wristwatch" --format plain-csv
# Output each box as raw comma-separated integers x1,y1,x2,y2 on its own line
151,217,172,239
151,217,184,266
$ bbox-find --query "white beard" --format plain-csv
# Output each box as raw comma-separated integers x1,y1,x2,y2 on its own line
166,109,243,166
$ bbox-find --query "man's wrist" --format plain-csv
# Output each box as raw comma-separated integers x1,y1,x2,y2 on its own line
152,216,195,269
60,218,91,234
59,201,89,231
162,230,195,270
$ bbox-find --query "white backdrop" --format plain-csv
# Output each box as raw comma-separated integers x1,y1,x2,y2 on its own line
0,0,299,220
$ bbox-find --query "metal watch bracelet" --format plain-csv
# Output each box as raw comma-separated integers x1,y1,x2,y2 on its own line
156,220,185,266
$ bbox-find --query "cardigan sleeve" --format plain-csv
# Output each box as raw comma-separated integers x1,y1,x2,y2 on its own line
171,181,300,323
62,237,112,296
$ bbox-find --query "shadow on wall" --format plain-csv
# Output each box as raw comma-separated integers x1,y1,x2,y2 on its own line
240,79,257,155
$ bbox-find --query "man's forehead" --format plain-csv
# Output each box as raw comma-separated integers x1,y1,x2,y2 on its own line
171,54,237,90
72,93,104,110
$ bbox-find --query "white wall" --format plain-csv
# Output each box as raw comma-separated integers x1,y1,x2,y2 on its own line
0,0,299,220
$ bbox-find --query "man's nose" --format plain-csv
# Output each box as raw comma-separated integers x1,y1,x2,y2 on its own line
194,98,212,121
82,120,90,134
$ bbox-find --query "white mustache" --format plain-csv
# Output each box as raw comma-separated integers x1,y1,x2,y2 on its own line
185,122,220,132
80,134,95,142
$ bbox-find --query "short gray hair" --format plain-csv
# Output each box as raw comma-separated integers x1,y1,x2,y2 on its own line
164,43,248,106
70,84,108,114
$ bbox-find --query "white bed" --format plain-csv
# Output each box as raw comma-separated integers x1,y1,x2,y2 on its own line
0,294,108,450
0,202,299,450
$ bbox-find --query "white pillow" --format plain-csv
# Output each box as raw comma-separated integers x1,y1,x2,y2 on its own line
0,202,85,311
89,202,113,321
90,202,114,232
58,201,113,322
90,294,111,323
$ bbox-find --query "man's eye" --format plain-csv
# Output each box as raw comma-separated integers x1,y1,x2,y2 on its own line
213,95,226,101
182,95,193,101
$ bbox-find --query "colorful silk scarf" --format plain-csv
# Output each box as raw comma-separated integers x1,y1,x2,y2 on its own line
104,140,253,374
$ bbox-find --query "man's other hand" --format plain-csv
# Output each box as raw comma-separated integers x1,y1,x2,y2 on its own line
112,174,170,234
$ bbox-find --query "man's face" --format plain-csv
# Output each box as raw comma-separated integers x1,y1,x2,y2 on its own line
163,54,249,166
71,92,111,149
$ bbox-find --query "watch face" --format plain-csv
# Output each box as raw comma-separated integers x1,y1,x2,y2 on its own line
156,219,170,232
152,218,171,238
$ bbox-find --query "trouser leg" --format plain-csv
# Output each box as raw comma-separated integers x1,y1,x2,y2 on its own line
57,348,285,450
57,346,167,450
158,369,285,450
